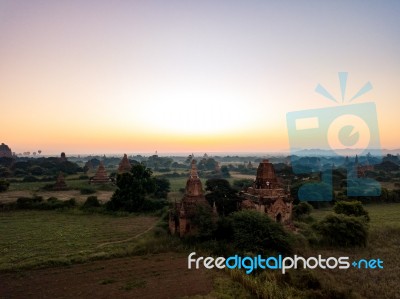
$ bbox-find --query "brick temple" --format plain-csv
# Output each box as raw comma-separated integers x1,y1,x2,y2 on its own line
169,160,211,236
118,154,132,173
53,172,68,190
90,162,111,184
0,143,12,158
240,159,293,224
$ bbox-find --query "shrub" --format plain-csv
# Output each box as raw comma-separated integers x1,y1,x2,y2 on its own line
153,177,171,199
82,196,101,209
333,200,369,221
16,196,44,209
293,202,313,220
0,179,10,192
232,179,253,190
229,210,292,254
314,214,368,247
22,175,40,182
15,196,75,210
80,187,96,195
141,199,168,212
107,164,155,212
191,205,216,240
65,198,77,207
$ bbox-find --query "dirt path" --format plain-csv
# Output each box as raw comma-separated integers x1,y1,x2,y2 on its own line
97,221,158,248
0,252,214,299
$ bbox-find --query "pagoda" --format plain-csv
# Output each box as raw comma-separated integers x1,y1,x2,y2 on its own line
53,172,68,190
90,162,111,184
0,143,12,158
169,160,211,236
240,159,292,224
118,154,132,173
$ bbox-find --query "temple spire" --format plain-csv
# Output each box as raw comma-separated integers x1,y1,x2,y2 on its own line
190,159,199,179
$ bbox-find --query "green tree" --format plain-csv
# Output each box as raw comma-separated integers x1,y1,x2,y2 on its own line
0,179,10,192
153,177,171,199
82,196,101,209
293,202,313,220
232,179,253,190
191,205,216,240
220,165,230,178
205,179,240,216
106,164,155,212
333,200,369,221
229,210,292,254
314,214,368,247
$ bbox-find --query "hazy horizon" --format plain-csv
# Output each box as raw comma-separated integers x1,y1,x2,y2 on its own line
1,1,399,154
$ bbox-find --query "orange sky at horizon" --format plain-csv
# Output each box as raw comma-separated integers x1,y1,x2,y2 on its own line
1,1,399,155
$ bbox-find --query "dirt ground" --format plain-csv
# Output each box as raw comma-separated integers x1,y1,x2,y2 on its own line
0,190,113,204
0,252,214,299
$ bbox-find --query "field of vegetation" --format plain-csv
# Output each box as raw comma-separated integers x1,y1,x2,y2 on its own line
0,210,159,270
1,153,400,298
297,203,400,299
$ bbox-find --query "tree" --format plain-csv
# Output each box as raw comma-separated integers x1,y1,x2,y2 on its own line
220,165,230,178
191,205,216,240
293,202,313,220
0,179,10,192
106,164,155,212
333,200,369,221
153,177,171,199
232,179,253,190
205,179,240,216
229,210,292,254
314,214,368,247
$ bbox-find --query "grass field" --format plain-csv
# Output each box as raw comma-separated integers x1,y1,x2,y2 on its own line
0,210,159,270
311,202,400,229
307,203,400,299
8,178,116,192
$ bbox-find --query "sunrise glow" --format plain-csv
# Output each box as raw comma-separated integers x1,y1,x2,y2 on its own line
1,1,399,155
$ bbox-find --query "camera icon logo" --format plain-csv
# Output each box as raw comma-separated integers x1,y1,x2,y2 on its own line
286,73,382,201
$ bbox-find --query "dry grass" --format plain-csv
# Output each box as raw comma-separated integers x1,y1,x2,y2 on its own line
0,210,158,270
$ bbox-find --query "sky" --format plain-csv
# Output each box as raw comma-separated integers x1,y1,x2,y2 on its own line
0,1,399,155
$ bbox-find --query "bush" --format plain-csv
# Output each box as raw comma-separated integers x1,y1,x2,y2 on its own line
22,175,40,182
80,187,96,195
16,196,44,209
0,179,10,192
229,210,292,254
82,196,101,209
107,164,156,212
232,179,253,190
65,198,77,207
314,214,368,247
191,205,216,240
153,177,171,199
333,200,369,221
141,199,168,212
16,196,75,210
293,202,313,220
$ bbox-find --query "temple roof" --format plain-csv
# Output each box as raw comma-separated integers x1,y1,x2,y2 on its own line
0,143,12,158
118,154,132,173
178,160,209,217
91,162,111,184
53,172,67,190
185,160,203,196
254,159,279,189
